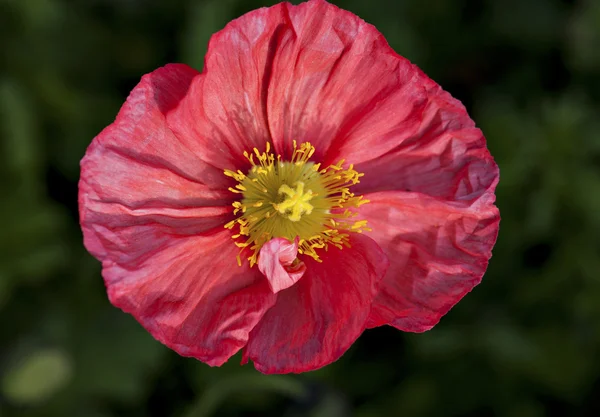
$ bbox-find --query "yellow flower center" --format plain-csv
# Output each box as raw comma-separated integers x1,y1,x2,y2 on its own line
224,141,370,267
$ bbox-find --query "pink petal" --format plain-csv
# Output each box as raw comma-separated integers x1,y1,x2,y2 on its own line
103,230,276,366
79,64,234,264
243,234,389,374
360,190,499,332
266,0,431,165
354,86,497,202
79,65,277,365
167,0,431,164
258,237,306,294
164,11,280,171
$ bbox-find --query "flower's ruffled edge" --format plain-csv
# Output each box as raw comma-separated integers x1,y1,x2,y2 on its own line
79,64,277,366
361,190,499,332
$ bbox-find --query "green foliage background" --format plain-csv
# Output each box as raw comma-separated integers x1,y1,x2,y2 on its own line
1,0,600,416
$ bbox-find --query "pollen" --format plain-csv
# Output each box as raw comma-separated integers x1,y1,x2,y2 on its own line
224,141,370,267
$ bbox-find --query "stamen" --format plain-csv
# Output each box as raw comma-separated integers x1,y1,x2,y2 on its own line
223,142,370,266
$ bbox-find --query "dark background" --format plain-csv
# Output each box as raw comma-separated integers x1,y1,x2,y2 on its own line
1,0,600,416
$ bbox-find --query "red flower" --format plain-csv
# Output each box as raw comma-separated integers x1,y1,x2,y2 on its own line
79,0,499,374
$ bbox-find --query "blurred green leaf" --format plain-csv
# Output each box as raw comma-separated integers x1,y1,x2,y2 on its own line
1,348,73,405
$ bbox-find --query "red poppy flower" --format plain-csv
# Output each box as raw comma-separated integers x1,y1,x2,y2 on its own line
79,0,499,374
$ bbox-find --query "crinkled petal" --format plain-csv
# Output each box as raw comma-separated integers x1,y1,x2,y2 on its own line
354,85,497,202
164,12,279,171
79,65,277,364
243,234,389,374
103,230,276,366
167,0,430,165
258,237,306,294
360,190,499,332
80,64,234,266
265,0,431,165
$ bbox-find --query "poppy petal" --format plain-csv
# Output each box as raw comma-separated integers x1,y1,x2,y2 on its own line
79,65,276,365
103,230,276,366
80,64,234,266
164,8,281,171
166,0,430,165
258,237,306,294
354,86,497,202
243,233,389,374
265,0,431,164
360,190,499,332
